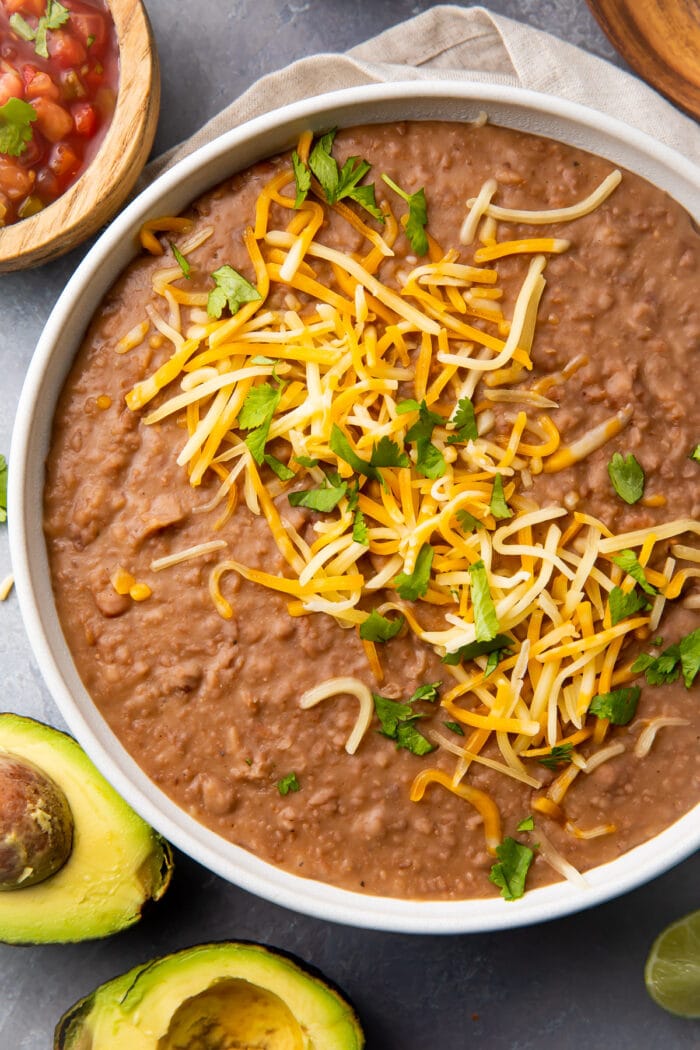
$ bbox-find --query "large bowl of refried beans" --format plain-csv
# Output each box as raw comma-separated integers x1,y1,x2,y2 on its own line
9,81,700,933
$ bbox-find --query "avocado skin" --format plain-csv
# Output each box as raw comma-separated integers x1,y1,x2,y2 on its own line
55,941,365,1050
0,713,173,944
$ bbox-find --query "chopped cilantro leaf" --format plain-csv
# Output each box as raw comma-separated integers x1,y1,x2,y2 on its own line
442,633,513,666
484,649,502,677
611,550,657,595
396,398,422,414
589,686,641,725
291,150,311,208
171,243,191,278
264,453,295,482
444,721,465,736
608,585,648,626
288,475,346,512
607,452,645,504
329,424,407,482
238,381,282,464
207,264,261,319
470,560,500,642
373,693,435,756
9,12,35,41
408,682,441,703
632,645,681,686
381,174,428,255
489,473,512,520
277,772,300,796
517,816,535,833
690,444,700,464
307,129,384,221
294,455,320,468
679,628,700,688
446,396,478,444
404,400,446,479
370,435,410,469
456,509,483,532
33,0,70,58
352,507,369,546
394,543,434,601
538,743,574,770
0,97,37,158
249,355,276,365
489,837,534,901
0,454,7,523
359,609,404,643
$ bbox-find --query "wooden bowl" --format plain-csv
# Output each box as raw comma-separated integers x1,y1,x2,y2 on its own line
0,0,160,272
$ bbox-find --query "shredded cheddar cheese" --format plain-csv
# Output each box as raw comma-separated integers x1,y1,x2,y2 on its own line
121,134,698,869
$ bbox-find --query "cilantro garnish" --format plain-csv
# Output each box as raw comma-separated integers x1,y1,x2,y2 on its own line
264,453,295,481
607,452,645,504
373,692,435,757
277,772,300,796
0,98,37,158
329,423,408,483
588,686,641,725
294,455,320,468
238,380,283,464
608,586,649,626
538,743,574,770
171,243,191,279
690,444,700,464
489,837,534,901
441,634,513,666
484,649,503,677
381,174,428,255
408,682,441,703
456,509,484,533
394,543,434,601
288,473,346,512
446,396,478,444
633,629,700,690
0,454,7,523
516,816,535,833
444,721,465,736
207,265,261,319
291,150,311,208
489,473,512,520
352,507,369,545
611,550,657,595
10,0,70,59
402,400,446,479
359,609,404,643
470,560,500,642
296,130,384,222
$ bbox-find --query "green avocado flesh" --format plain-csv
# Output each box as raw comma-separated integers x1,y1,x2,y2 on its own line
55,942,365,1050
0,713,172,943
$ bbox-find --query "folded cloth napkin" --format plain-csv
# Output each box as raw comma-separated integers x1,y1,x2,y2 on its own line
147,3,699,182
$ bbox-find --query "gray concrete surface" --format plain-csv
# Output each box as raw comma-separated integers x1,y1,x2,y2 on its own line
0,2,698,1047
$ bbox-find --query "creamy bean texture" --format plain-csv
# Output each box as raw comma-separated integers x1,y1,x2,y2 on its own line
44,122,699,900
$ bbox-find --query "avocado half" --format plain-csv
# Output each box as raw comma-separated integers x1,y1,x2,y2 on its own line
0,713,172,943
55,942,366,1049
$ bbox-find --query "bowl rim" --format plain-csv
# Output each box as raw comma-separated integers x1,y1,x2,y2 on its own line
0,0,160,272
9,78,700,933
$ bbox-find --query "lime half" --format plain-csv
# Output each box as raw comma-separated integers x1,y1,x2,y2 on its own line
645,909,700,1018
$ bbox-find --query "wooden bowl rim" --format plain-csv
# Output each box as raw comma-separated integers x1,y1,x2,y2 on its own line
0,0,159,270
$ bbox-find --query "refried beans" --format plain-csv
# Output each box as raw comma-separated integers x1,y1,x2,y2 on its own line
43,122,700,900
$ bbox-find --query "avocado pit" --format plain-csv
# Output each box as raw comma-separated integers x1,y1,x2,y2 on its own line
0,752,74,891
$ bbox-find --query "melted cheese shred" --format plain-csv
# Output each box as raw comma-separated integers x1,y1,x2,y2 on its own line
125,138,698,868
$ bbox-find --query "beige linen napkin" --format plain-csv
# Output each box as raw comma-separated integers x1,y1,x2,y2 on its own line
147,3,699,182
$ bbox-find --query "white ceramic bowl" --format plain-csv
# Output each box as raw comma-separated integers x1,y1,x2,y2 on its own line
10,82,700,933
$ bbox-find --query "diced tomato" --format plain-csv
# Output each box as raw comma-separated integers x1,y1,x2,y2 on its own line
31,95,74,142
0,155,35,199
3,0,44,15
47,29,87,70
71,99,97,137
24,68,61,101
0,58,23,105
69,12,107,57
47,141,80,180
